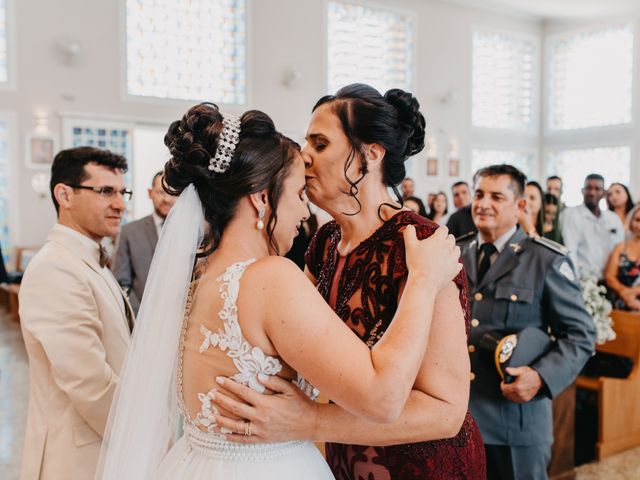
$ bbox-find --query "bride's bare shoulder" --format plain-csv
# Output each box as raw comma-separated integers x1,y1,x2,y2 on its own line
245,256,307,284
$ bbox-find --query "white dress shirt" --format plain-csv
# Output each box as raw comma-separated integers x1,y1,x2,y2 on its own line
152,211,164,239
560,204,624,278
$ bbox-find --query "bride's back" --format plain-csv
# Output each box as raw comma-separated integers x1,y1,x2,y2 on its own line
179,257,300,432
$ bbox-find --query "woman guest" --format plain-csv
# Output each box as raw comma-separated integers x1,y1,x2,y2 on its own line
404,195,428,217
427,191,449,225
519,181,545,237
605,204,640,311
607,183,635,231
212,84,486,479
542,193,563,243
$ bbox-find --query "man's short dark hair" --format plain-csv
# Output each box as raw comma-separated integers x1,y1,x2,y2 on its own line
584,173,605,184
473,164,526,198
547,175,562,184
50,147,128,213
452,181,469,190
151,170,164,188
402,177,414,183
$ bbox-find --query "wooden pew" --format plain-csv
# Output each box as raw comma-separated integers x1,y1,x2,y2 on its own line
549,383,576,480
4,284,19,322
0,246,39,322
576,309,640,459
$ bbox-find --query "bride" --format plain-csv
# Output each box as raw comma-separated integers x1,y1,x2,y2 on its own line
96,103,461,479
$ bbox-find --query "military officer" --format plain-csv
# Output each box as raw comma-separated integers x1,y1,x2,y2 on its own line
460,164,595,480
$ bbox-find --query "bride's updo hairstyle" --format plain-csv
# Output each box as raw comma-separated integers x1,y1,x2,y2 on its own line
313,83,426,216
164,102,300,255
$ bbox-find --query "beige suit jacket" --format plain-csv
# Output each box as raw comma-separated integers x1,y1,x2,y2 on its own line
18,224,132,480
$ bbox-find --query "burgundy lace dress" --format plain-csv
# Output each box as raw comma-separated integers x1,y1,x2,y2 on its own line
305,211,486,480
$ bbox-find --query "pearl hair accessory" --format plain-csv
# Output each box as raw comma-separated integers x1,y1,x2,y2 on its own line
208,114,241,173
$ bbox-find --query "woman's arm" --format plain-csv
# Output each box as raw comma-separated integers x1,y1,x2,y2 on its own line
244,226,460,424
604,243,627,296
604,244,640,310
213,281,470,444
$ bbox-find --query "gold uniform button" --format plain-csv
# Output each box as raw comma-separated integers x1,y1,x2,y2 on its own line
470,372,476,381
468,345,476,353
510,294,518,302
471,319,480,328
474,292,483,301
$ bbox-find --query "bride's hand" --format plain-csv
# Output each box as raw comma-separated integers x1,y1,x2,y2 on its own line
404,225,462,291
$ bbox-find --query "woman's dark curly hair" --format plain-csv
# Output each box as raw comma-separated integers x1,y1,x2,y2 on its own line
312,83,426,218
163,103,300,255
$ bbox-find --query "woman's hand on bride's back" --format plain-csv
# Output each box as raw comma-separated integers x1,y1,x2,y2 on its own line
403,225,462,291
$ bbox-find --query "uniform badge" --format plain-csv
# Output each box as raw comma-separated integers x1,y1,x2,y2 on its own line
559,261,575,282
497,334,518,364
509,243,521,253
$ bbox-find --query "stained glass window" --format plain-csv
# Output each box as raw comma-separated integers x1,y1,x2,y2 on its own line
328,1,414,94
126,0,246,103
548,24,633,130
63,119,135,220
472,31,536,130
0,0,8,84
546,146,631,207
471,148,535,178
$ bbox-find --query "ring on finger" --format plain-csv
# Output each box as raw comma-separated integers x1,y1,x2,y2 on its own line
243,420,252,436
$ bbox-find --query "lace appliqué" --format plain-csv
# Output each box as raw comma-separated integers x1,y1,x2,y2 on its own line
187,259,320,432
198,260,283,393
193,259,282,431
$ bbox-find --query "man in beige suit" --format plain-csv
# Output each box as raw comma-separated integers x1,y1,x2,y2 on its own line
19,147,134,480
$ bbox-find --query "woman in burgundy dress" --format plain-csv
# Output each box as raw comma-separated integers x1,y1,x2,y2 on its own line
212,84,486,479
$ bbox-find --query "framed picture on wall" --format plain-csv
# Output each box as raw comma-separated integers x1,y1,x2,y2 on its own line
448,158,460,177
426,157,438,176
26,133,58,169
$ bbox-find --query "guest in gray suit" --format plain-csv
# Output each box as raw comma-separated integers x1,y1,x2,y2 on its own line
113,171,176,313
460,164,595,480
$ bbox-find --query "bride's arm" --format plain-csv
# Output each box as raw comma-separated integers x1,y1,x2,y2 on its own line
231,226,459,424
212,281,470,444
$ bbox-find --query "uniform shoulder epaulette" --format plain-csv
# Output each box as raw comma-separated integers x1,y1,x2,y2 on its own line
532,236,568,255
455,231,476,243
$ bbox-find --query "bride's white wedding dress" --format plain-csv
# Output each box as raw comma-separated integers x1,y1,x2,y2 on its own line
157,259,334,479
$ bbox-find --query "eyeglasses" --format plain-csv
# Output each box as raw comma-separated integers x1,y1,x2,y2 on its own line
66,184,133,202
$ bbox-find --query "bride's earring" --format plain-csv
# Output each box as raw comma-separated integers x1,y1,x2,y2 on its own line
257,208,265,230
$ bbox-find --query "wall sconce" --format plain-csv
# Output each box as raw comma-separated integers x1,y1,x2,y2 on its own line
426,135,439,177
34,111,50,135
448,137,460,158
448,137,460,177
440,89,459,106
55,39,83,66
282,66,302,89
31,172,51,199
426,135,438,158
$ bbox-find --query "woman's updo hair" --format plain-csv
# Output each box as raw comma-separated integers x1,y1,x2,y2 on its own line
313,83,426,215
163,102,300,255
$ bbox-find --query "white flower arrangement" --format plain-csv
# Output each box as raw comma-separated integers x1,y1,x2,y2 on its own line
579,272,616,345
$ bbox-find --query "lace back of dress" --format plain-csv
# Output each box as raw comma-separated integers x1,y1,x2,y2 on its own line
178,259,318,437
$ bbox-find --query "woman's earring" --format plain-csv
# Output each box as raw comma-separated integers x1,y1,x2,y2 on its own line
257,208,265,230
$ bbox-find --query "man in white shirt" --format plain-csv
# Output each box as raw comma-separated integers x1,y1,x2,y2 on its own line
19,147,133,480
561,174,624,279
113,171,176,314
